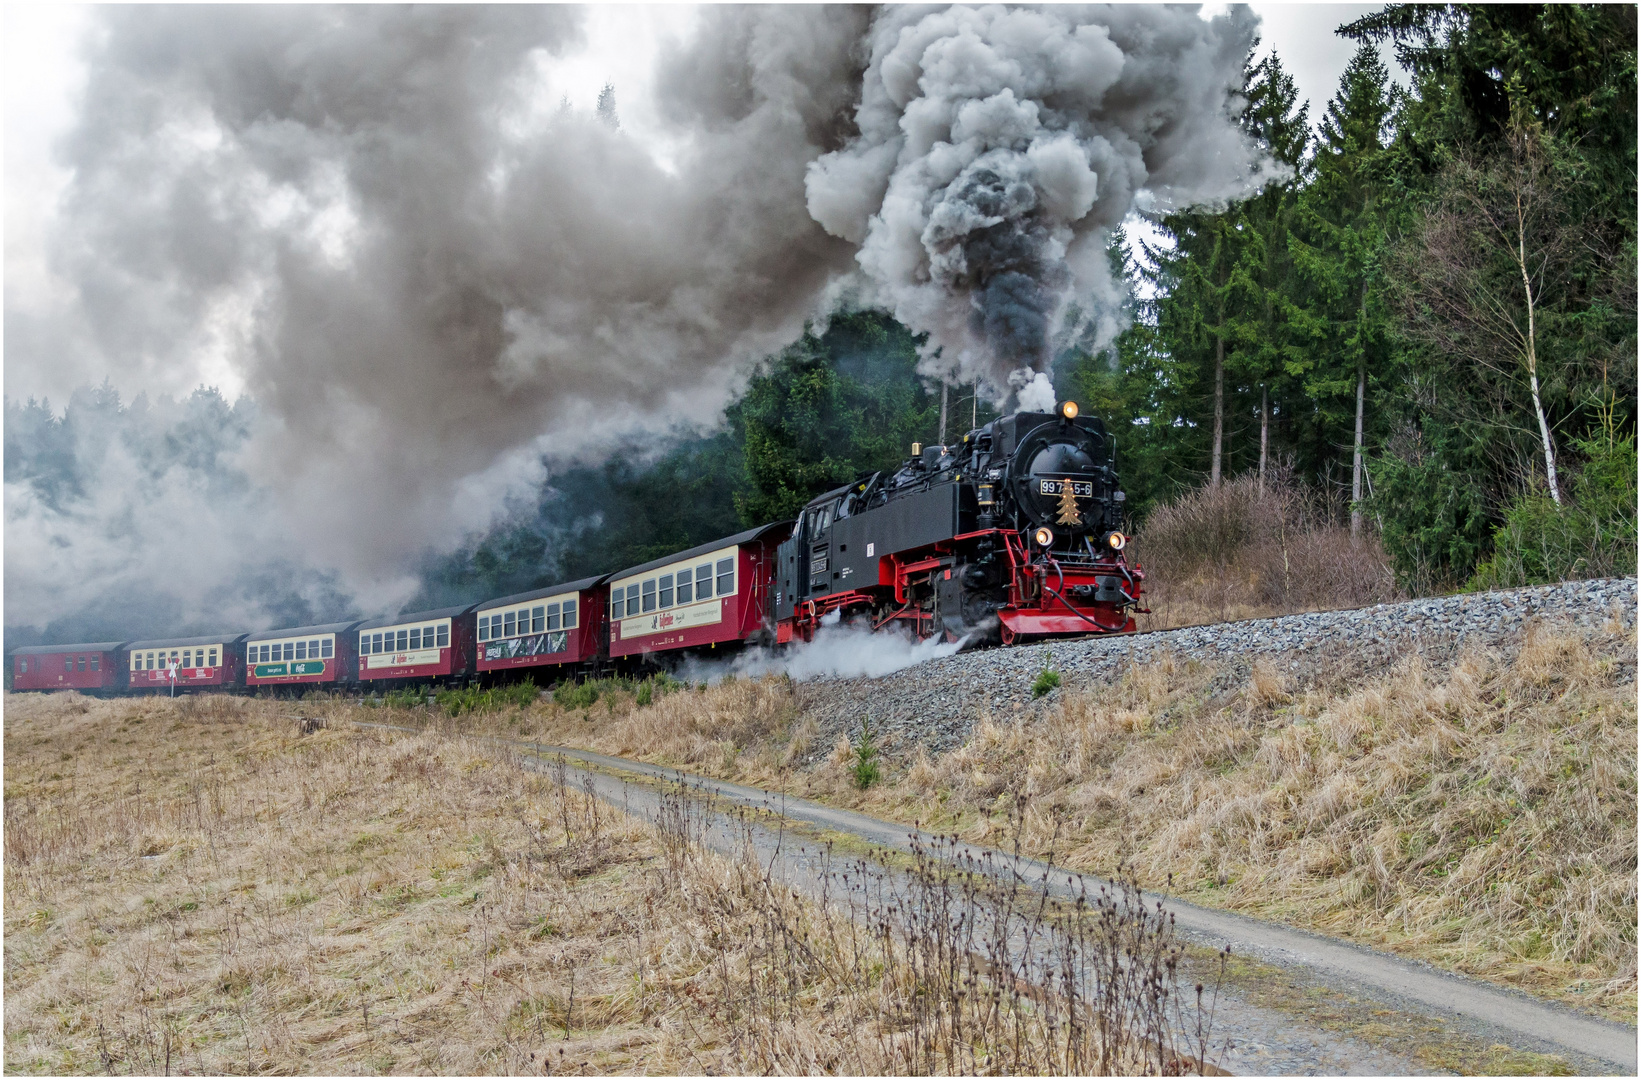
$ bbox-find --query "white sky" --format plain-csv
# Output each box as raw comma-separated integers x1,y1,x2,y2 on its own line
2,3,1403,407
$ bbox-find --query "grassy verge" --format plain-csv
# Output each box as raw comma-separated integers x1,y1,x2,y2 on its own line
5,692,1232,1075
350,614,1637,1023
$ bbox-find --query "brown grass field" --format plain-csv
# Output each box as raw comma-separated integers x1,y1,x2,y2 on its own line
5,691,1222,1076
429,613,1638,1024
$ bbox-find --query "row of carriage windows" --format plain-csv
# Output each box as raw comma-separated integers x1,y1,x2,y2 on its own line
611,559,734,621
360,624,451,655
131,648,218,671
252,639,334,664
16,654,101,673
478,601,577,642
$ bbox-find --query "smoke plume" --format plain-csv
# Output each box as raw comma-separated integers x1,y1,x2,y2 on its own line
7,5,1281,639
806,5,1279,405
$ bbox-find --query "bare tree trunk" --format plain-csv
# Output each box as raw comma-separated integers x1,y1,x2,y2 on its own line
939,380,948,445
1516,202,1561,505
1211,335,1224,487
1351,360,1365,537
1258,384,1269,491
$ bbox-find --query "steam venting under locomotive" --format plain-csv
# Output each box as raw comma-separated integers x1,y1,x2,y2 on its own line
774,401,1144,645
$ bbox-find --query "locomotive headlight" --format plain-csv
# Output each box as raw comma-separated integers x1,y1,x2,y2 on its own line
1105,531,1127,551
1034,526,1055,547
1059,400,1079,420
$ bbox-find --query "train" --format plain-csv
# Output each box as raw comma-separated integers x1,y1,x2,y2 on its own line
9,403,1145,695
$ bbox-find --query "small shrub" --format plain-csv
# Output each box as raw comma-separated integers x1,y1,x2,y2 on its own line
1032,667,1062,699
1469,434,1638,589
851,717,881,790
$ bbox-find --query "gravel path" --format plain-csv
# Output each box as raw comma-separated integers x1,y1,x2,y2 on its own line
512,742,1635,1075
793,577,1638,758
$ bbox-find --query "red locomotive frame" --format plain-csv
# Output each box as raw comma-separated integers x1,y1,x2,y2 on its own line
778,527,1141,645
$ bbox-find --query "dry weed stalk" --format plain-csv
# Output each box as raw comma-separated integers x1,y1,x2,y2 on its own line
661,791,1227,1076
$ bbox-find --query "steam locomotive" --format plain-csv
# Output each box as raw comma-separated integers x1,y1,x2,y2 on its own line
775,400,1143,645
10,402,1144,694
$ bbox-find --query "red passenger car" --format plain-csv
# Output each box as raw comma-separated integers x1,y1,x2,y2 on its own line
475,576,609,678
125,635,248,692
607,524,788,661
245,622,362,690
356,605,477,685
12,642,128,693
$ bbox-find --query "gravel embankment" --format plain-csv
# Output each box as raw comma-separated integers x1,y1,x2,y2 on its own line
793,577,1637,759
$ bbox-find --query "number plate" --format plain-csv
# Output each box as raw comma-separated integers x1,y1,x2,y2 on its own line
1039,479,1093,496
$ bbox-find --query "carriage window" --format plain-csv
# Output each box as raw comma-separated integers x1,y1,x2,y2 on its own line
611,593,625,620
677,570,693,604
284,643,295,661
408,628,420,650
716,558,734,597
396,630,408,651
422,625,435,646
321,639,333,658
626,583,640,612
210,648,220,666
309,639,321,657
658,574,673,608
503,611,515,637
91,655,100,672
696,564,712,599
78,656,86,671
532,606,544,633
435,624,448,648
295,641,308,660
547,602,561,631
18,658,26,673
478,616,490,641
642,579,657,613
360,633,370,654
562,601,577,629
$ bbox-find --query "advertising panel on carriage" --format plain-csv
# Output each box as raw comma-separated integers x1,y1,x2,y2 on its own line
244,622,360,686
474,577,605,672
356,605,474,682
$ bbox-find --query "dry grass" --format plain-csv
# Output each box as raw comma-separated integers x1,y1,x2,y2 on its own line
385,618,1639,1023
5,689,1227,1077
859,621,1639,1020
2,692,810,1074
1130,475,1402,630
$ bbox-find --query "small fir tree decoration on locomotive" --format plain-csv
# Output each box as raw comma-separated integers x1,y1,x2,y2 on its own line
1055,478,1082,526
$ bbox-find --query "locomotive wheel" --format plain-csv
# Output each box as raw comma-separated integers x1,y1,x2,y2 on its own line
999,623,1017,646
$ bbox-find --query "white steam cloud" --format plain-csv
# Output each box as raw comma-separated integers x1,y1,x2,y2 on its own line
681,612,968,684
806,5,1280,406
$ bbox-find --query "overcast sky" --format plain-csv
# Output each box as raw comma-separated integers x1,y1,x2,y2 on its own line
4,3,1401,409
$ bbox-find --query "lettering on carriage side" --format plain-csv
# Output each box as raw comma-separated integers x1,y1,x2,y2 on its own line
254,660,326,678
365,649,441,670
619,598,723,640
482,631,569,662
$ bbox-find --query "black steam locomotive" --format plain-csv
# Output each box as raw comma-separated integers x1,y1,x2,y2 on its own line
774,400,1143,645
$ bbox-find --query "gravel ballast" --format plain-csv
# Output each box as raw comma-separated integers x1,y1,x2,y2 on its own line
793,577,1638,759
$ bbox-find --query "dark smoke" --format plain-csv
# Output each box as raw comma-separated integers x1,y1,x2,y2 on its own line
806,5,1285,409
